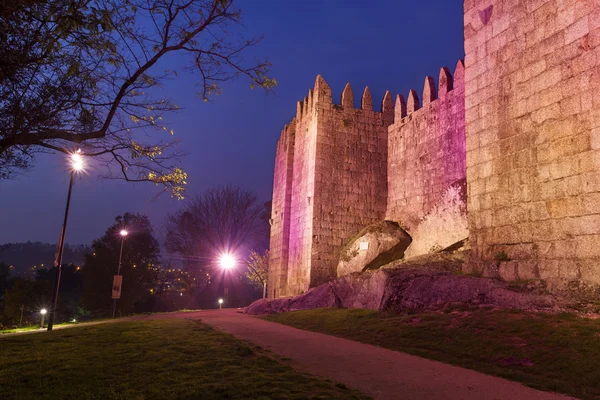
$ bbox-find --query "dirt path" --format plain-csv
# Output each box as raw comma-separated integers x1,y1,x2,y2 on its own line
186,309,573,400
2,310,575,400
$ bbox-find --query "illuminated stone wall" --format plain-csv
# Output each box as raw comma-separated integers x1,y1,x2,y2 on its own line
464,0,600,282
387,62,467,257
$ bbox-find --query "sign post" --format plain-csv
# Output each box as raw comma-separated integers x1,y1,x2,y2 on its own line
112,275,123,317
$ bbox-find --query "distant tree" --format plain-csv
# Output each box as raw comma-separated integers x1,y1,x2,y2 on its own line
0,0,275,197
36,264,84,322
81,213,160,316
3,278,50,326
245,250,268,299
0,262,10,299
164,185,267,289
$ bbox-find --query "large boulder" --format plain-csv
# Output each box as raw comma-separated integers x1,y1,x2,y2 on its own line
337,221,411,277
404,182,468,259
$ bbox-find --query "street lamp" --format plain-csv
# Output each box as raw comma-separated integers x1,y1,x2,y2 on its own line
218,298,224,310
40,308,47,328
219,254,236,270
218,253,236,306
112,229,128,318
47,150,84,331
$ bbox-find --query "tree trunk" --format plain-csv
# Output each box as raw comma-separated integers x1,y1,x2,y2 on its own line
262,282,267,299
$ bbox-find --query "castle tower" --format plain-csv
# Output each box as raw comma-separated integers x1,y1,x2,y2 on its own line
268,77,393,297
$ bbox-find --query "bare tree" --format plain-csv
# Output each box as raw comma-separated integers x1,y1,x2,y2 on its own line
163,185,267,286
0,0,275,197
245,249,268,298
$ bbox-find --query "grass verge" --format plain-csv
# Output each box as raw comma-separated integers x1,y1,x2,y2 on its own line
265,308,600,399
0,318,368,400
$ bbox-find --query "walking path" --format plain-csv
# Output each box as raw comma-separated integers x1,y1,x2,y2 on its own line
2,309,575,400
188,310,573,400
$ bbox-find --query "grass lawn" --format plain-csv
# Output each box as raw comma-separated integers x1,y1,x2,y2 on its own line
0,318,369,400
265,308,600,400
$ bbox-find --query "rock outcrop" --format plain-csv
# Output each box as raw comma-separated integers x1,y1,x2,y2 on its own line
247,255,562,315
337,221,411,277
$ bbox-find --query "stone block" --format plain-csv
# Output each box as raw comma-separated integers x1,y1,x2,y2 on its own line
499,261,519,281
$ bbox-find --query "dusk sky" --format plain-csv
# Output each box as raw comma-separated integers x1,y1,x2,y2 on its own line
0,0,465,246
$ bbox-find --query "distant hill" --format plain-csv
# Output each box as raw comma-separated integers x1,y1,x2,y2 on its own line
0,242,91,277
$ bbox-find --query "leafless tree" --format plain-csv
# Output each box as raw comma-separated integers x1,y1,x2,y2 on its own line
0,0,275,197
163,185,267,285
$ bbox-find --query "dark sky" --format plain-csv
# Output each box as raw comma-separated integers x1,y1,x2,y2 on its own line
0,0,465,246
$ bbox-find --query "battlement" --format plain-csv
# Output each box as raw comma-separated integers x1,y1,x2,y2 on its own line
292,75,395,121
276,119,296,152
393,59,465,125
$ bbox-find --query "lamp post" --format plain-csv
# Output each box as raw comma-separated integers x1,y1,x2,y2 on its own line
112,229,128,318
40,308,47,328
218,253,236,307
218,298,224,310
47,150,84,331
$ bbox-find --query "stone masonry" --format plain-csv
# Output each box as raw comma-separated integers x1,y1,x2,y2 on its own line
464,0,600,282
268,0,600,298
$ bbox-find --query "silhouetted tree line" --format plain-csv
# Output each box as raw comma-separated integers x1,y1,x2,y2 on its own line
0,186,270,329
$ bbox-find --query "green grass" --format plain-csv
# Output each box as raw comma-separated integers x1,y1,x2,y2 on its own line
1,326,42,334
0,318,369,400
1,322,74,334
265,308,600,400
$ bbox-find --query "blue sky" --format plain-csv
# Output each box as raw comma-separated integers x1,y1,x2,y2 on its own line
0,0,465,245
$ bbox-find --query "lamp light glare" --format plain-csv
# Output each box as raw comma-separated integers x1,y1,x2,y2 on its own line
218,298,224,304
219,254,236,270
71,150,84,171
120,230,128,237
40,308,47,315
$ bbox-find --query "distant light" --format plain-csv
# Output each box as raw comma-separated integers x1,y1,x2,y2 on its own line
180,293,183,297
219,254,236,270
40,309,47,315
71,318,77,323
120,229,128,236
218,298,224,304
71,150,84,171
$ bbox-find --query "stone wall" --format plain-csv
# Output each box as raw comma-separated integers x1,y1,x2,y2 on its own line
310,79,391,288
387,62,468,257
286,87,319,296
464,0,600,282
268,123,295,298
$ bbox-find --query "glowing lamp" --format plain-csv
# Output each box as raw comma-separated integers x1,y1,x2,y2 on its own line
219,254,236,270
40,309,47,315
120,230,128,236
71,150,84,171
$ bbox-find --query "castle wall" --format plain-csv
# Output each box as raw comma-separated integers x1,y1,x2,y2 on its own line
310,80,391,288
285,93,319,296
268,123,295,298
387,63,468,256
464,0,600,281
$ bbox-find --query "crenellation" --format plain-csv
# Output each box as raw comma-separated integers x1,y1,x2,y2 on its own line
314,74,332,105
439,67,454,97
341,83,354,109
361,86,373,110
422,76,437,106
394,94,407,122
382,90,394,123
407,89,420,114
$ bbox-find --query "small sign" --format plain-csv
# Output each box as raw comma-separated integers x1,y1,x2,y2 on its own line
359,242,369,251
112,275,123,299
